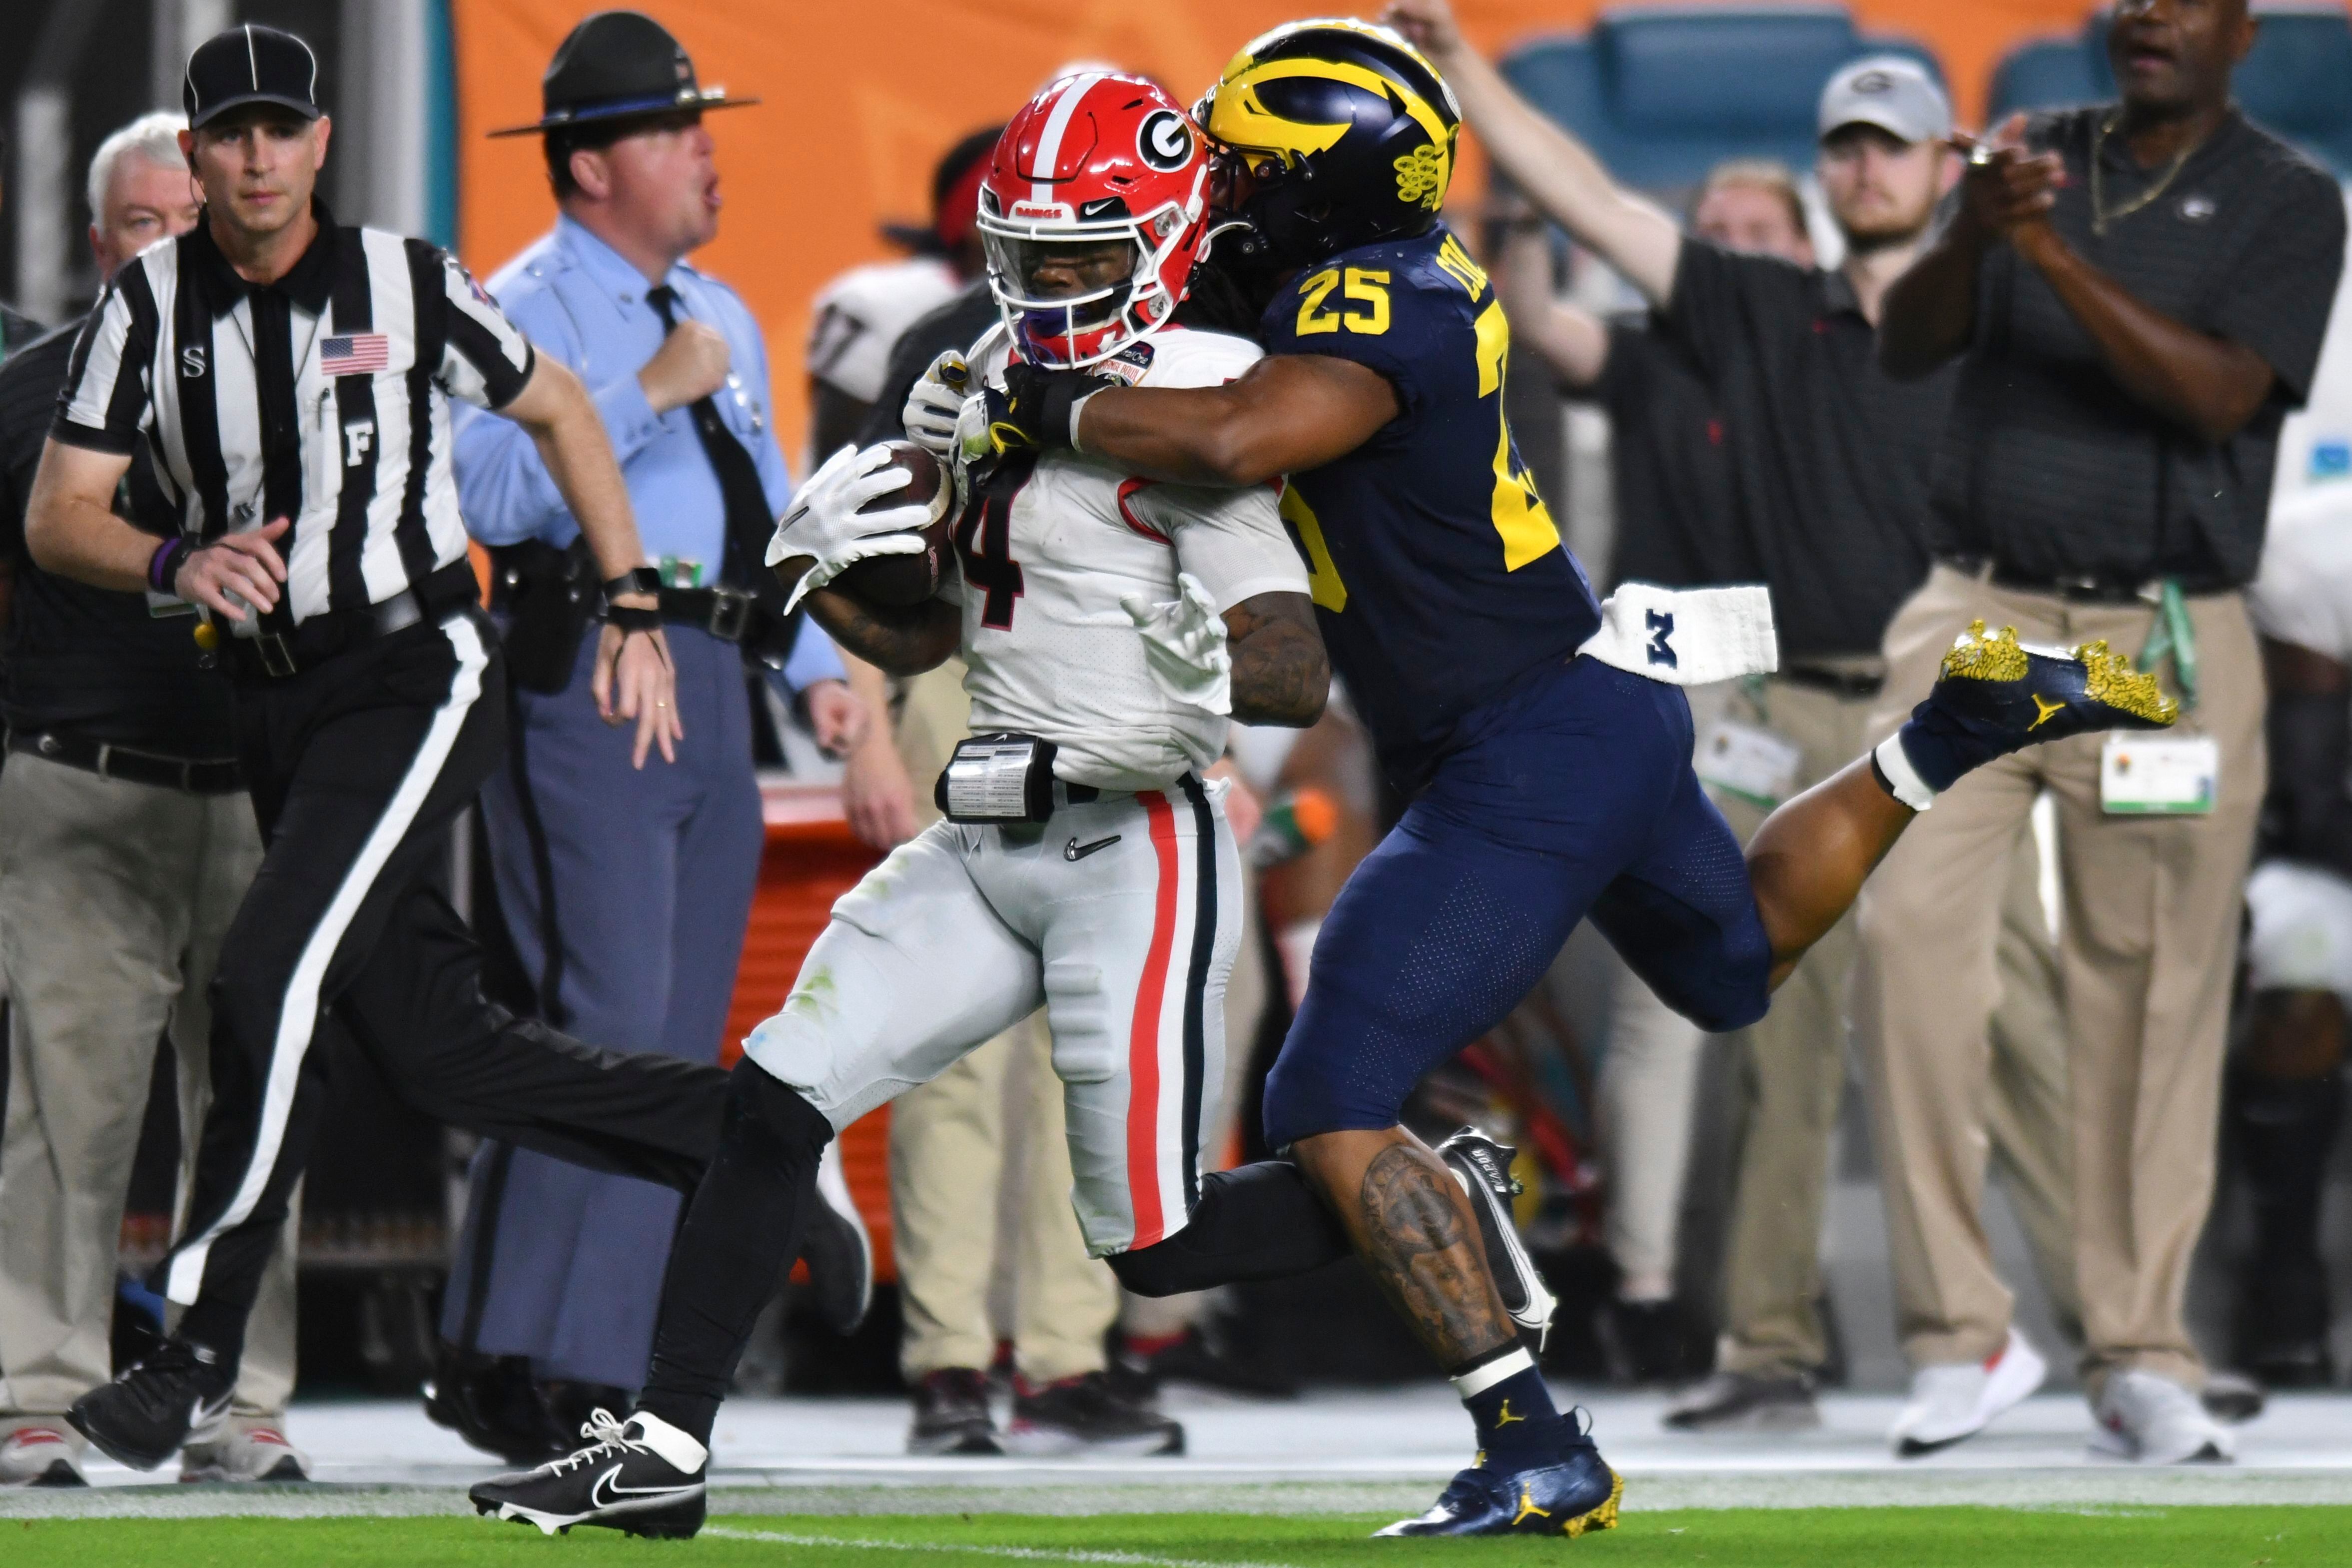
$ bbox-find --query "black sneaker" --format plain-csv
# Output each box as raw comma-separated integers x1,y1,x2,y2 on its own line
1436,1129,1558,1349
1661,1370,1821,1432
1005,1371,1183,1456
908,1368,1000,1456
801,1144,875,1336
1923,620,2177,753
470,1409,706,1540
66,1336,234,1470
423,1344,570,1466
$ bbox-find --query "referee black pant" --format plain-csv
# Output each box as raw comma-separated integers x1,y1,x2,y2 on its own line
162,607,727,1366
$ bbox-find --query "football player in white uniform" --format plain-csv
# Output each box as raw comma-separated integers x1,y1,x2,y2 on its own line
2233,482,2352,1387
468,78,1328,1540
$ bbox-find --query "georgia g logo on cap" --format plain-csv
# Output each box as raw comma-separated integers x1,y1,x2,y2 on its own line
1137,109,1192,172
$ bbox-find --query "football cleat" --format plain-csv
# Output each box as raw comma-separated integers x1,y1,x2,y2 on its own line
804,1141,875,1336
1929,620,2178,749
470,1409,707,1540
1377,1435,1622,1538
66,1335,234,1471
1437,1128,1558,1349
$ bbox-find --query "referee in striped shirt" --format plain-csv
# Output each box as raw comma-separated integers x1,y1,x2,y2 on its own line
23,25,732,1470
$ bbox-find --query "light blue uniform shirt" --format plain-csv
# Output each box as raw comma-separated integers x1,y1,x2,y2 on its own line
453,216,842,692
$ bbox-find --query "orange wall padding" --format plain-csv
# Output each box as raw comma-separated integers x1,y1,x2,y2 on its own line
452,1,2106,459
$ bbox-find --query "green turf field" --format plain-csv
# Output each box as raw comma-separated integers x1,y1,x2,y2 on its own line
8,1507,2348,1568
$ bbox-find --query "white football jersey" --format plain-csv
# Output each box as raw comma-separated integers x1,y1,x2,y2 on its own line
2250,481,2352,662
947,325,1310,791
806,256,961,403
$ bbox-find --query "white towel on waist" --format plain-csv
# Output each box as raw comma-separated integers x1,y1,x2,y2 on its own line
1577,582,1778,686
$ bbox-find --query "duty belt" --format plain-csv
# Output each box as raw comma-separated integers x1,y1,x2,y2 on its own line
7,729,242,794
653,584,756,643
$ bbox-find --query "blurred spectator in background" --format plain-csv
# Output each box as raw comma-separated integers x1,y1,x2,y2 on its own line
0,127,44,362
2229,480,2352,1389
1401,0,2081,1435
1873,0,2344,1463
0,113,301,1488
438,12,866,1462
803,127,999,460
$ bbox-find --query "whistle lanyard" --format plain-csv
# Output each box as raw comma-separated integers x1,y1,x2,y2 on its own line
2135,579,2200,713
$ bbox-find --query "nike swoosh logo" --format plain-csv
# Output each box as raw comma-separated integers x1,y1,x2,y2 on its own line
591,1466,701,1511
1064,834,1121,862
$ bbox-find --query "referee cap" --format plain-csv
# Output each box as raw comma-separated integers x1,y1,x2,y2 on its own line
1818,56,1951,146
486,10,759,138
183,24,322,129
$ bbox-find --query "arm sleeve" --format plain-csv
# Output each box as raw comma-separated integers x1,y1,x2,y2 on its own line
432,249,537,411
50,268,157,455
1153,481,1311,613
2212,176,2348,407
1660,241,1798,383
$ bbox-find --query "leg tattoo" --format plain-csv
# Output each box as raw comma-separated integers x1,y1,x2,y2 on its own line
1357,1143,1516,1366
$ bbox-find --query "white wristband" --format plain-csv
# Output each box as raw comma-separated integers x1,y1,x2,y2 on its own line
1069,386,1106,454
1873,733,1936,812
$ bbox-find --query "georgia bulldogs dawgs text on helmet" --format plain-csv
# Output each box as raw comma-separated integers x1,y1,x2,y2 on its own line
976,73,1213,369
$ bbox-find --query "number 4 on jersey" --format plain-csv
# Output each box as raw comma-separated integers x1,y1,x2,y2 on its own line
956,461,1030,630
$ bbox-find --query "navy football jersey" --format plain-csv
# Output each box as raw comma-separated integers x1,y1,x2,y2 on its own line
1260,225,1600,786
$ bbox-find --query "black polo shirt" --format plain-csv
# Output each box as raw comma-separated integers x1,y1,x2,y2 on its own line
1662,242,1953,660
0,319,237,758
1934,108,2346,587
1586,315,1755,591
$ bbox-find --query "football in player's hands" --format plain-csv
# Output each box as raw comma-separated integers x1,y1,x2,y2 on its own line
830,441,955,608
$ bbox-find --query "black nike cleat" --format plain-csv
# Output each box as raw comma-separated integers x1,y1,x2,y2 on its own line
66,1336,234,1471
1377,1431,1623,1538
1437,1128,1558,1349
1926,620,2178,750
470,1409,707,1540
802,1142,875,1336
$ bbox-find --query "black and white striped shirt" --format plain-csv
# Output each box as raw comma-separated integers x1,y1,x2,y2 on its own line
52,200,535,624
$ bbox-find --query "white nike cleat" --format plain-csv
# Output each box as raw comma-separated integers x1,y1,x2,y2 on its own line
1437,1128,1559,1349
1890,1326,2047,1456
2091,1370,2236,1464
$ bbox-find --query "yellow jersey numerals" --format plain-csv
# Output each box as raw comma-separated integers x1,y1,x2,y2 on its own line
1279,483,1348,612
1296,267,1391,336
1434,233,1488,299
1471,300,1562,571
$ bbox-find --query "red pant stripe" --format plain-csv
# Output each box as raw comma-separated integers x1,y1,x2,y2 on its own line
1125,791,1181,1248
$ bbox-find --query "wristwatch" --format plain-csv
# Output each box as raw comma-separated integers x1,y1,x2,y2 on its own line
604,565,662,601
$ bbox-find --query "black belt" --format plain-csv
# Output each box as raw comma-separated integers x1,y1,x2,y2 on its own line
654,585,758,643
7,729,242,794
1777,664,1884,700
223,561,482,679
1940,555,2236,606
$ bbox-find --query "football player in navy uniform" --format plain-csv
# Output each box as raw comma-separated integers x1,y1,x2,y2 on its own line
968,20,2183,1538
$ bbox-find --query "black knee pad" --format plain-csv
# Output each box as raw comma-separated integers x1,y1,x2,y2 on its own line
725,1058,833,1161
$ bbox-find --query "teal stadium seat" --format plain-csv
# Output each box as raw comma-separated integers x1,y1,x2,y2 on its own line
1498,3,1946,197
1987,4,2352,176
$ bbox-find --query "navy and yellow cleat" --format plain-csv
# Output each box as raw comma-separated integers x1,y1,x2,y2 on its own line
1375,1441,1623,1539
1930,620,2178,747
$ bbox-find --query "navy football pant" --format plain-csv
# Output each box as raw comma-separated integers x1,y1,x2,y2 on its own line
1262,656,1772,1148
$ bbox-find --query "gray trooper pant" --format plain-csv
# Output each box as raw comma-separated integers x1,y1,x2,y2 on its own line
0,754,295,1439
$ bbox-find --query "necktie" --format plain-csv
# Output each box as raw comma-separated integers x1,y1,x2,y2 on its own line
646,284,777,595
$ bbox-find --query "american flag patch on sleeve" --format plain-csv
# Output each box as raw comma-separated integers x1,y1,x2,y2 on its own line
320,333,391,376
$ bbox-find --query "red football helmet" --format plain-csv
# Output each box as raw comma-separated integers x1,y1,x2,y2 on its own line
976,73,1212,369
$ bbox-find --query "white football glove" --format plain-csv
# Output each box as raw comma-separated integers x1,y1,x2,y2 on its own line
901,350,969,457
1121,571,1232,716
766,442,932,613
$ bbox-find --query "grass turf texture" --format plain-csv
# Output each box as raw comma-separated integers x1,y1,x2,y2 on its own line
7,1507,2349,1567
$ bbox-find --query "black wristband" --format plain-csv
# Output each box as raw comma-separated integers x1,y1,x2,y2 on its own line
604,566,662,600
606,604,663,633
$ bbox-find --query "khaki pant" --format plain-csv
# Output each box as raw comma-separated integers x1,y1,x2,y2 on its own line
1855,566,2262,1394
1703,675,2079,1378
884,661,1119,1382
0,754,296,1438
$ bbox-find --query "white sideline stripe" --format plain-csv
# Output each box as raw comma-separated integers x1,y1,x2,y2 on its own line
705,1527,1303,1568
166,615,491,1304
1031,73,1108,207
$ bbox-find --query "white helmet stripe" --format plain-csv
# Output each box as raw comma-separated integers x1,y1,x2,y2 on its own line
1030,72,1109,208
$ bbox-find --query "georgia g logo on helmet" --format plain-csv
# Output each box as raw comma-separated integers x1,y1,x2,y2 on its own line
1138,109,1192,172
